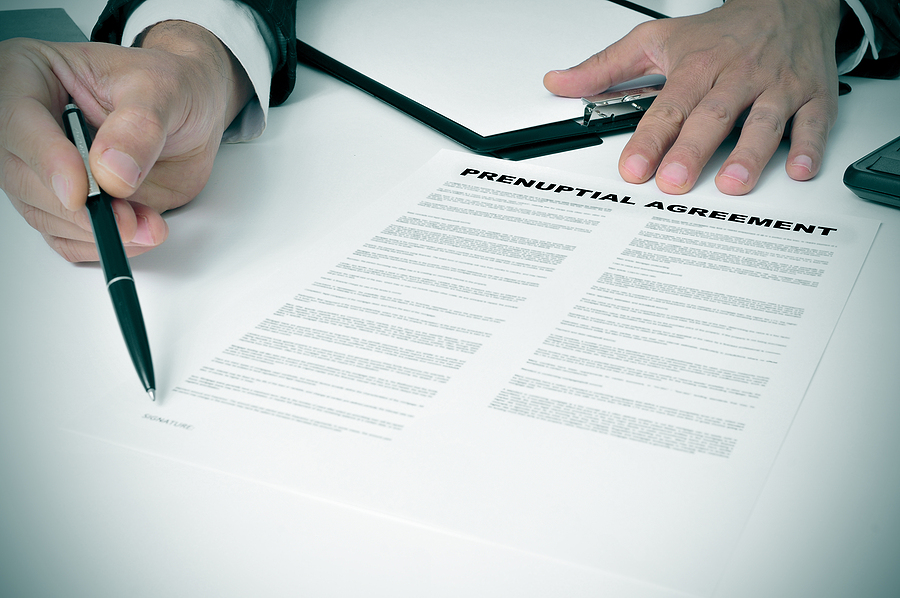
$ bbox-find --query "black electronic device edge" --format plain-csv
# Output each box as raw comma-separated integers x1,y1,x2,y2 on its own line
843,134,900,208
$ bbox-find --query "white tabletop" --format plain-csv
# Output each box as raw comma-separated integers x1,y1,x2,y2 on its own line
1,1,899,597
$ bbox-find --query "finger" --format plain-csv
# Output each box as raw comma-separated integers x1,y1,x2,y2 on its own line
8,191,154,246
618,68,725,187
2,166,168,265
9,194,94,243
87,86,171,200
35,199,165,263
543,21,662,98
651,82,756,194
715,93,794,195
3,145,149,240
784,95,836,182
43,234,101,263
0,97,89,211
0,147,92,230
44,233,160,263
127,199,169,247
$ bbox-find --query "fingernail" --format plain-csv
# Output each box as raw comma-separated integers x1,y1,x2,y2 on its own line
51,174,72,209
659,162,689,188
131,215,154,245
623,154,650,180
792,155,813,173
720,163,750,186
98,148,141,188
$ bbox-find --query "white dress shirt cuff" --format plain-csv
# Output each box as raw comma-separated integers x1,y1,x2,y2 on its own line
121,0,276,142
840,0,880,74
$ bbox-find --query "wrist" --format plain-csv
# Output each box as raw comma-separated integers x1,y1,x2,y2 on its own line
136,20,253,129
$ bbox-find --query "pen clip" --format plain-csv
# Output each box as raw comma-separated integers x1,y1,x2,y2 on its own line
62,103,101,197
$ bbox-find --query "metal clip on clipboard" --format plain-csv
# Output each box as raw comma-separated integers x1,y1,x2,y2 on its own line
579,83,664,128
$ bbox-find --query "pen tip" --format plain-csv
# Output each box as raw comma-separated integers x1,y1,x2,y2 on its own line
148,389,156,402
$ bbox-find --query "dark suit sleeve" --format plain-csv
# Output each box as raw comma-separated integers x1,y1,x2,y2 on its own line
91,0,298,105
848,0,900,78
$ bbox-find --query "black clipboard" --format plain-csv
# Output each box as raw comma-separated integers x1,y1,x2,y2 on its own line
296,1,667,160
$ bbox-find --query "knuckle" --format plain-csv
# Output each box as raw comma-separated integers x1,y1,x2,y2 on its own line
669,139,707,164
744,109,785,137
585,49,607,70
730,146,768,169
0,102,17,145
788,115,833,155
19,203,46,232
0,149,17,190
117,103,167,141
629,18,664,42
647,100,690,129
627,132,668,162
47,235,83,263
691,98,735,129
788,136,825,160
791,113,831,138
2,152,67,220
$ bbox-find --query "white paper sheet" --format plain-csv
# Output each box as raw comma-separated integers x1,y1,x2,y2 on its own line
296,0,655,136
69,151,879,597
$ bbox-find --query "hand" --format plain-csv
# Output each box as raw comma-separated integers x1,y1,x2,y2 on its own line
0,20,253,261
543,0,842,195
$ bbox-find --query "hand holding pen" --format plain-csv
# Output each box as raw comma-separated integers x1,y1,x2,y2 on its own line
0,21,252,262
1,22,252,397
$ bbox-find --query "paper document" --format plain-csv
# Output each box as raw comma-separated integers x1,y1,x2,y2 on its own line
70,151,878,597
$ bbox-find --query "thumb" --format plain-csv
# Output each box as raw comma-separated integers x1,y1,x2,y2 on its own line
543,23,660,98
88,96,168,199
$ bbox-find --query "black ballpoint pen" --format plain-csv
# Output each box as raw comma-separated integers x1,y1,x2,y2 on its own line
62,103,156,401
